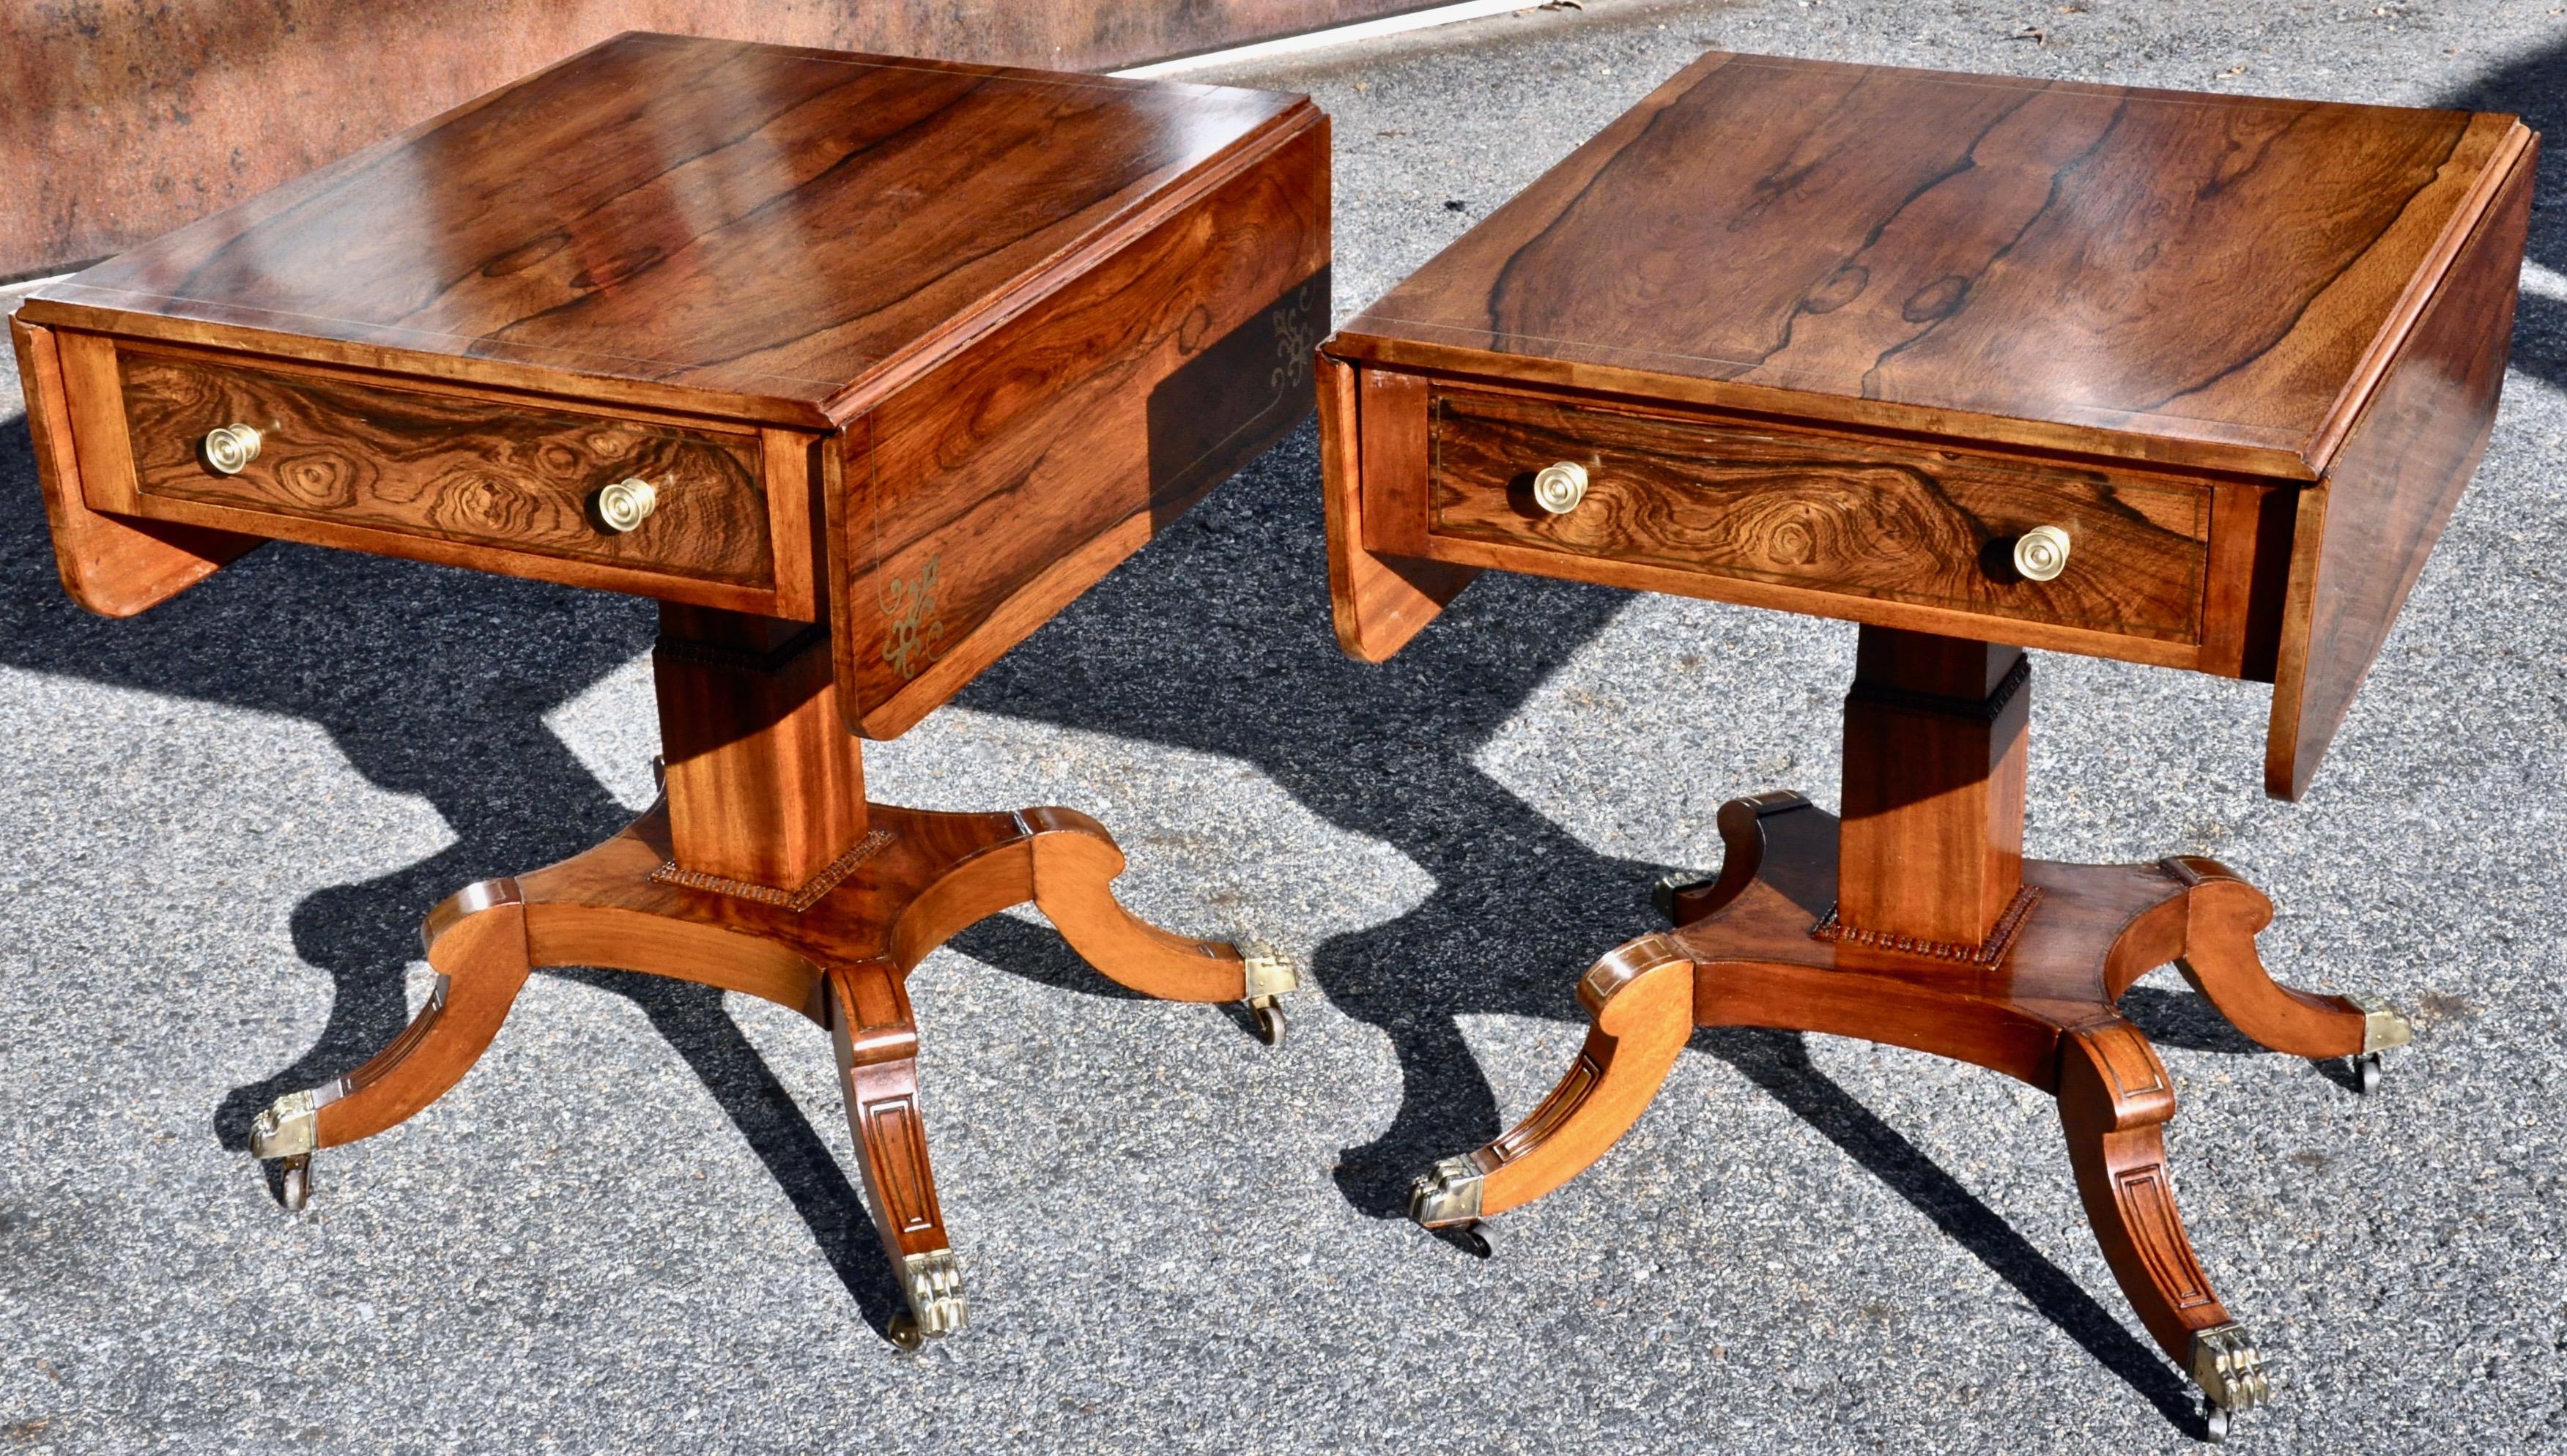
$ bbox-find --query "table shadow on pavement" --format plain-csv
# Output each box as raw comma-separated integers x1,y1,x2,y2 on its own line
941,420,2341,1432
0,418,923,1336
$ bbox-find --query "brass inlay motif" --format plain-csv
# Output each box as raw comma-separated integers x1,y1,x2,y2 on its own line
880,556,946,680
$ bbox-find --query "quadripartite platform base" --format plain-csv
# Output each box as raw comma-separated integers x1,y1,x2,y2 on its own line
248,797,1297,1348
1404,623,2410,1440
1410,792,2409,1439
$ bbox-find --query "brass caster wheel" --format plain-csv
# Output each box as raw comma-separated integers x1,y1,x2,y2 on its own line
1247,996,1286,1047
2352,1051,2383,1096
276,1155,311,1212
2201,1400,2232,1444
1651,869,1714,923
887,1314,926,1352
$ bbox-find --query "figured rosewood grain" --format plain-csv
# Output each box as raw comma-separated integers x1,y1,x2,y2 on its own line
20,34,1312,430
1428,390,2209,643
1317,354,1477,661
2265,139,2537,800
1335,51,2523,477
2,2,1424,280
119,346,775,587
8,317,260,617
837,116,1327,738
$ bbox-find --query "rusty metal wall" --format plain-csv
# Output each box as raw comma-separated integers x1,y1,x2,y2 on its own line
3,1,1424,280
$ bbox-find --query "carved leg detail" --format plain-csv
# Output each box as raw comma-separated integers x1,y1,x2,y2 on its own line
2059,1019,2269,1423
1021,807,1298,1035
2164,858,2412,1061
826,962,964,1347
1410,935,1694,1229
250,880,535,1206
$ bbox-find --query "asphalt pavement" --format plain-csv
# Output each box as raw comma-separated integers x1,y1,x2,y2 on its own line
3,1,2563,1452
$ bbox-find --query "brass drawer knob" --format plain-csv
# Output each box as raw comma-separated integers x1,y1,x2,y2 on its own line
1531,461,1589,515
2013,524,2071,582
595,477,659,532
201,424,262,475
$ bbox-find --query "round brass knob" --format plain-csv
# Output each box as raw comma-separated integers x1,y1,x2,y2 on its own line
595,477,659,533
1531,461,1588,515
2013,524,2072,582
201,424,262,475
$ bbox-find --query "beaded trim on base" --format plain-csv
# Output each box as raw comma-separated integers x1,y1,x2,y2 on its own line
651,828,894,912
1809,885,2044,967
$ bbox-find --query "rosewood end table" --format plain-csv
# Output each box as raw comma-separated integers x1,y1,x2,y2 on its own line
1317,53,2533,1435
11,33,1328,1345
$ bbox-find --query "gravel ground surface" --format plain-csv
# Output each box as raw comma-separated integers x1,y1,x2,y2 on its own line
4,2,2563,1452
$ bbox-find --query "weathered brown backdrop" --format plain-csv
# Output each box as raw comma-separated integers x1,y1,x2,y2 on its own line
3,0,1429,280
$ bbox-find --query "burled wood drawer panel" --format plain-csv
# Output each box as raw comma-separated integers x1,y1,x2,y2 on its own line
118,347,775,588
1428,390,2209,644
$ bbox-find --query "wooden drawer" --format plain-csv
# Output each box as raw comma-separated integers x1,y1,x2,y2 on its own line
98,341,785,598
1424,389,2211,644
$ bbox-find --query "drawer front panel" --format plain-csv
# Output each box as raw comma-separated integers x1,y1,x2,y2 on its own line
120,349,774,587
1428,390,2209,642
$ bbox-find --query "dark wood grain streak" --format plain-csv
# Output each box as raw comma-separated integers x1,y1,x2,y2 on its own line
1325,51,2530,796
1364,55,2484,1425
1428,389,2209,644
1334,52,2521,478
116,345,777,588
2265,138,2537,800
0,1,1435,279
18,35,1312,432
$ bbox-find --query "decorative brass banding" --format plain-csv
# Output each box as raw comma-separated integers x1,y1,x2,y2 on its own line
595,476,659,532
202,423,263,475
2013,524,2073,581
1531,460,1589,514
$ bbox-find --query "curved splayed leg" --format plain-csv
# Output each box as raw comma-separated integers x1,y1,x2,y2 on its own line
1408,934,1694,1244
2058,1017,2270,1433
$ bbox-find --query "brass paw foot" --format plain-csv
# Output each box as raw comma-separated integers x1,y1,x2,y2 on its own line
1240,943,1300,1048
889,1249,967,1349
2190,1323,2270,1441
